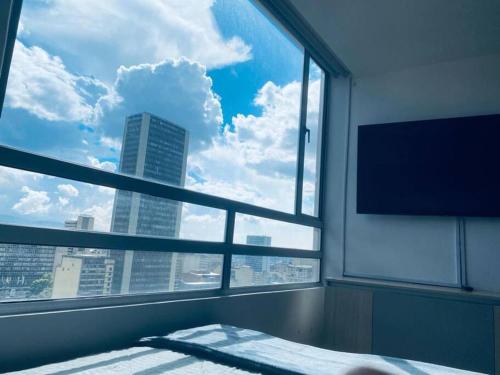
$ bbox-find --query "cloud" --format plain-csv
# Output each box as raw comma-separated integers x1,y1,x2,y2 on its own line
58,197,69,206
0,166,42,186
80,200,114,232
12,186,51,215
20,0,251,80
98,58,223,151
5,40,108,123
87,156,117,172
57,183,79,197
99,136,121,151
184,80,310,211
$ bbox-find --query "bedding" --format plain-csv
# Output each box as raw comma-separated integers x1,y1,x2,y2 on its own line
6,346,258,375
142,324,484,375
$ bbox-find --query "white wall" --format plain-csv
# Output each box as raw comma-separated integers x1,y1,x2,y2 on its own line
324,53,500,292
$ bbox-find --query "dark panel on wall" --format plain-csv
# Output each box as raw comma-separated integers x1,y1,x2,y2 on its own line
372,291,494,374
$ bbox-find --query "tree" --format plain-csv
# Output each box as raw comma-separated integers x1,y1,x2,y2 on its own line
29,273,53,298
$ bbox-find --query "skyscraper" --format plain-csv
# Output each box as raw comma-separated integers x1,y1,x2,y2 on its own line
109,113,189,294
245,235,272,273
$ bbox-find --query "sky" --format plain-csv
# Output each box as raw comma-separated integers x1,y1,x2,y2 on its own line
0,0,323,249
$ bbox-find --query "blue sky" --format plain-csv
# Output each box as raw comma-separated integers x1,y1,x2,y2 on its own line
210,0,303,122
0,0,321,248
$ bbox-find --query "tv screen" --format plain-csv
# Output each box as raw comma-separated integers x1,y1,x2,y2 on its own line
357,114,500,216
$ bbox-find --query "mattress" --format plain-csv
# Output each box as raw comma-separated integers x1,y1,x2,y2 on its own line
6,346,258,375
142,324,485,375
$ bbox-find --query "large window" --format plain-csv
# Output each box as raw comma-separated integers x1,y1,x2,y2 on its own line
0,0,326,304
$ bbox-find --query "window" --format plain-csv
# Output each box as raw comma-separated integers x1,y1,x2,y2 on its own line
231,256,319,287
233,214,320,250
302,60,325,217
0,0,328,304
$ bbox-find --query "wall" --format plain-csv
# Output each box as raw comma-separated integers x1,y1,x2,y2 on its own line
324,53,500,292
0,287,325,372
324,282,499,374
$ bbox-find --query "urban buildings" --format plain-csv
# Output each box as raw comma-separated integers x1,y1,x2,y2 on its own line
52,254,114,298
50,214,115,299
109,113,189,294
0,243,56,299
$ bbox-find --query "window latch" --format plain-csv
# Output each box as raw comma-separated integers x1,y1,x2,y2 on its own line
305,127,311,144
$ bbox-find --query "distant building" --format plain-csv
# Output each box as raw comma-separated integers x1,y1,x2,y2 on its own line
245,235,272,273
177,270,221,291
231,265,254,287
54,215,98,269
109,113,189,294
52,254,114,298
64,215,94,231
0,243,56,299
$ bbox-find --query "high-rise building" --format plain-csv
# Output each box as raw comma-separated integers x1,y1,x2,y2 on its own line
109,113,189,294
245,235,272,273
0,244,56,300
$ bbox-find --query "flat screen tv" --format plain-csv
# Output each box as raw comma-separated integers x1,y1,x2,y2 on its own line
357,114,500,217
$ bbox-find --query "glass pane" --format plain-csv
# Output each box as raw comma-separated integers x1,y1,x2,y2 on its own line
1,0,304,213
302,59,325,216
0,244,222,301
230,256,319,287
0,166,226,242
234,214,320,250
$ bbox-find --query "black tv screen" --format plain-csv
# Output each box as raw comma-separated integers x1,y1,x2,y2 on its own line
357,114,500,217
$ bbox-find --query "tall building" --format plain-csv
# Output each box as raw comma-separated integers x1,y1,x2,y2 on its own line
109,113,189,294
0,244,56,300
245,235,272,273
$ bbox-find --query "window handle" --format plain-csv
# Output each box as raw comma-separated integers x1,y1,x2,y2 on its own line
305,127,311,144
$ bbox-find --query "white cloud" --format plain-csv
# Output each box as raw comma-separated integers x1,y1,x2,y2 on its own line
57,183,79,197
80,200,114,232
5,40,108,123
99,136,121,151
0,166,41,186
97,186,116,196
20,0,251,80
184,80,311,211
87,156,117,172
12,186,51,215
99,58,223,149
58,196,69,206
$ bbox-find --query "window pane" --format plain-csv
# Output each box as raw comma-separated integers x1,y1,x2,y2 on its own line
1,0,304,213
234,214,320,250
0,244,222,301
0,166,226,242
302,59,325,216
230,256,319,287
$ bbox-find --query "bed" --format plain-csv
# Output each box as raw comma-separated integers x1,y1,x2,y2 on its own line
8,324,484,375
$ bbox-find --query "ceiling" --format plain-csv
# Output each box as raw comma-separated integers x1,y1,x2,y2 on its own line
289,0,500,77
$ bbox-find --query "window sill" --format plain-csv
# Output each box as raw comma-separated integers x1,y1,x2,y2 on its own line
0,282,323,316
327,277,500,305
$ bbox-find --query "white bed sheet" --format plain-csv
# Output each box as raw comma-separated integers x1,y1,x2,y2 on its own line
6,346,258,375
152,324,485,375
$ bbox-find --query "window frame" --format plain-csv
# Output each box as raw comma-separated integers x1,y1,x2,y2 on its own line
0,0,339,313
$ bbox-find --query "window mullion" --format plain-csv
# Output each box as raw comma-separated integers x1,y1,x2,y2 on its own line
295,52,310,216
221,210,235,291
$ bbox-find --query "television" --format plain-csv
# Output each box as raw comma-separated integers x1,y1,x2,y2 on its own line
357,114,500,216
